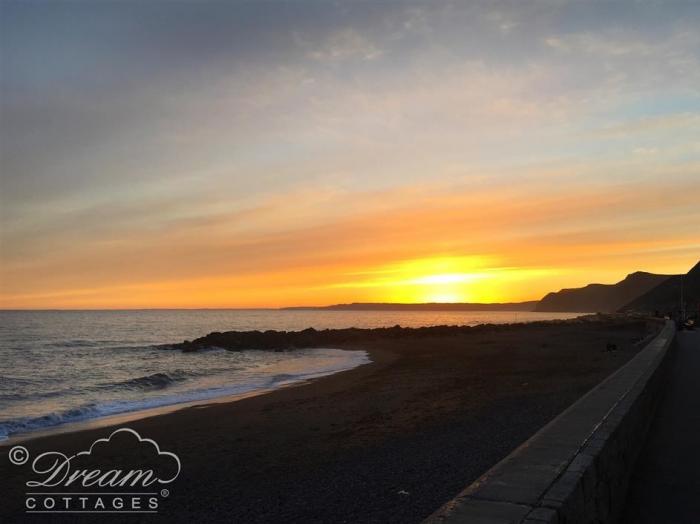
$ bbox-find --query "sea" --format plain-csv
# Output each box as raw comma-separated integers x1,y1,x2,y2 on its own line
0,309,579,440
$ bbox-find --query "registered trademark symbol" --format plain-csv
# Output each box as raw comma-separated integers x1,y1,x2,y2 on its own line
9,445,29,466
160,488,169,498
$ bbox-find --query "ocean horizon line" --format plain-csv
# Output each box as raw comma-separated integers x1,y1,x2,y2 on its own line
0,302,541,313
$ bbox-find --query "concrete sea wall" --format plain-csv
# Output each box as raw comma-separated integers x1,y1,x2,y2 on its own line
424,320,675,524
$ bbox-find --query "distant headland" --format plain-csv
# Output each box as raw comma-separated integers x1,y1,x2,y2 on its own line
281,301,537,312
282,260,699,315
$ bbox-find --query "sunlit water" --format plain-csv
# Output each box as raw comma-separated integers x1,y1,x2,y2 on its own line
0,309,579,439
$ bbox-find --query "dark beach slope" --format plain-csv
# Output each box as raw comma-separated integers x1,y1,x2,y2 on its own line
0,317,661,524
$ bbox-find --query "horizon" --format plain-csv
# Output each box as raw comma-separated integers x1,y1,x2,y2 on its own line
0,259,692,312
2,1,699,309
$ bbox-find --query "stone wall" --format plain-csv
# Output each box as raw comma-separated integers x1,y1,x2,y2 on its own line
423,320,675,524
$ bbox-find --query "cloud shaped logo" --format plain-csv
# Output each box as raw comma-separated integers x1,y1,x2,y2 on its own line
26,427,181,488
77,428,181,484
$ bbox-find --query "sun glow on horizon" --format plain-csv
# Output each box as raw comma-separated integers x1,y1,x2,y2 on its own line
322,256,565,305
408,274,481,303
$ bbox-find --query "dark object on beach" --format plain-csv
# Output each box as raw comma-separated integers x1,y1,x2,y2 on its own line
605,342,618,352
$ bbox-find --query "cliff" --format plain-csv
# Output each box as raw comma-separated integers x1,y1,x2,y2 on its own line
620,261,700,315
535,271,673,313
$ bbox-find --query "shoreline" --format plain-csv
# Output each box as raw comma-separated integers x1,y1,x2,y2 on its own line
0,347,375,446
0,317,660,523
2,317,586,444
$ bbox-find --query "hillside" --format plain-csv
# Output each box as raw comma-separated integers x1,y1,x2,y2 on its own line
620,261,700,315
535,271,673,313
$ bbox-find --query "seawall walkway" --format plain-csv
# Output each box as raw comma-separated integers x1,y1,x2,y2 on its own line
623,329,700,523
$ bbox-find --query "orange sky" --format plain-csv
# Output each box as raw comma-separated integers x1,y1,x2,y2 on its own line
2,171,698,308
1,2,699,309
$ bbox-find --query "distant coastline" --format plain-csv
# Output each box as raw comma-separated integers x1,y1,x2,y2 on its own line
282,260,699,315
281,301,538,312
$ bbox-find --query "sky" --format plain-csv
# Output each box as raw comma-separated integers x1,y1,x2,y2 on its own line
1,0,699,309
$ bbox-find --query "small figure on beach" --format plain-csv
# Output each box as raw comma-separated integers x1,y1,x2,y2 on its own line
605,342,618,352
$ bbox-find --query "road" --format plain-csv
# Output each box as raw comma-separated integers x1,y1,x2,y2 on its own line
623,329,700,523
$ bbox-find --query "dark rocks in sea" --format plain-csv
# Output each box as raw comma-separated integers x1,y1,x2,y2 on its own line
170,325,486,352
164,315,642,352
173,325,442,352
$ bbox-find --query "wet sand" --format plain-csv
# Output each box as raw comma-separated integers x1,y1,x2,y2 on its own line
0,317,660,523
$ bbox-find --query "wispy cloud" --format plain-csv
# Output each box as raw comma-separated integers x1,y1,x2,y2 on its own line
304,29,383,62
